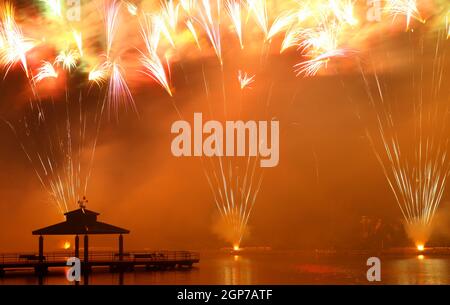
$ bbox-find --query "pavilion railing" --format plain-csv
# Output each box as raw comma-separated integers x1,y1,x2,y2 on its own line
0,250,199,264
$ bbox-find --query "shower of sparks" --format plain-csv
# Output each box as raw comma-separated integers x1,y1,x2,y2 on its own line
72,30,83,57
446,12,450,39
8,94,101,214
123,0,137,16
33,61,58,83
89,61,111,86
139,13,173,96
161,0,180,32
225,0,244,48
0,0,444,88
294,20,349,76
180,0,197,15
55,49,79,71
329,0,358,26
384,0,425,30
238,70,255,89
186,19,201,49
40,0,62,18
295,48,349,76
154,14,175,47
198,0,223,65
267,11,295,41
105,0,122,59
107,61,136,118
246,0,269,38
0,2,35,78
280,28,301,53
361,31,449,247
204,157,264,249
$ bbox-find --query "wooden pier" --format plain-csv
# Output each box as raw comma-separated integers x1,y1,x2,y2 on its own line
0,250,200,276
0,205,199,281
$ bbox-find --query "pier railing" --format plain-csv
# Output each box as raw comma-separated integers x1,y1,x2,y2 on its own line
0,250,199,264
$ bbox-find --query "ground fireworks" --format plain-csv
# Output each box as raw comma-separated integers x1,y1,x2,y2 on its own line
359,29,449,248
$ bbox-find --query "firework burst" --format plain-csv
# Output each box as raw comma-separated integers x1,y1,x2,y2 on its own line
107,61,136,118
225,0,244,48
198,0,223,65
139,13,173,96
33,61,58,83
89,61,111,86
246,0,268,38
0,2,35,78
55,49,79,71
238,70,255,89
384,0,425,30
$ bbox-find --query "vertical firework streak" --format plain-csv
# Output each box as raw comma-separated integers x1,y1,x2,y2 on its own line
200,115,265,249
138,12,173,97
196,0,283,248
203,154,265,249
101,0,137,120
6,92,102,215
359,29,449,246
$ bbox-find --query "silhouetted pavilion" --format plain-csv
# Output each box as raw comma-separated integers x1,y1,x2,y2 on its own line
32,205,130,268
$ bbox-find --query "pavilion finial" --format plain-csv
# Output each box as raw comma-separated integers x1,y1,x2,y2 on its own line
78,196,88,209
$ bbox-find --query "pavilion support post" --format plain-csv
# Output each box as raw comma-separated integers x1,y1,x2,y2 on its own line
84,235,89,273
38,235,44,263
119,234,124,261
75,235,79,258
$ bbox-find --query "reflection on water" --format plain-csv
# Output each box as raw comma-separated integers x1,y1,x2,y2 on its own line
223,255,252,285
1,251,449,285
384,255,450,285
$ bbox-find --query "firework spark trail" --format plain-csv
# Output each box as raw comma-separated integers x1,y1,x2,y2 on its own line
294,19,347,76
180,0,197,15
197,0,223,65
246,0,268,38
267,11,295,41
89,61,111,85
329,0,358,26
295,48,349,76
105,0,121,59
55,49,79,71
107,61,137,119
0,2,35,78
205,154,265,248
186,19,201,49
280,27,301,53
200,62,269,249
238,70,255,89
123,0,137,16
33,61,58,83
138,13,173,97
161,0,180,32
5,91,102,214
225,0,244,48
40,0,63,18
447,13,450,39
72,30,83,57
384,0,425,30
359,30,449,246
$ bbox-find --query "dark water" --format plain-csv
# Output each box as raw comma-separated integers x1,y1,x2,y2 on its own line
1,251,449,285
